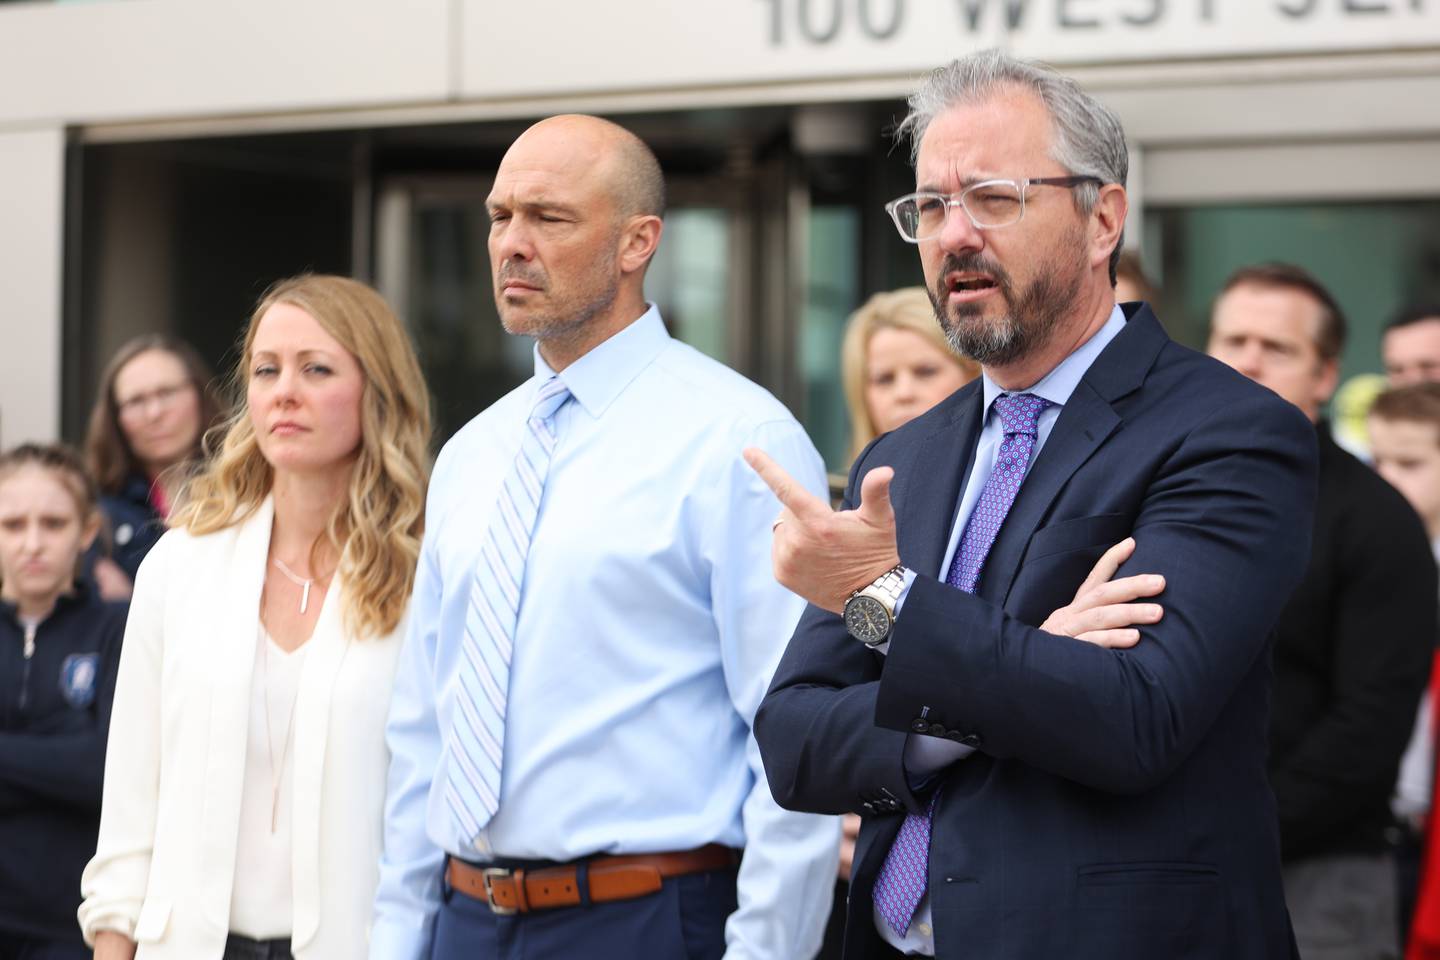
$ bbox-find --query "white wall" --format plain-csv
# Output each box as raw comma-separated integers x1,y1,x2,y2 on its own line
0,0,1436,444
0,0,450,128
0,127,65,444
1,0,1436,132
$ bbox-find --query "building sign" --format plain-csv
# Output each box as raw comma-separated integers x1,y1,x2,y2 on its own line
462,0,1438,100
758,0,1427,49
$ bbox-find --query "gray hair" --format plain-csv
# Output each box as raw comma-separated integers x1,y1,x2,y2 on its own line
898,49,1129,281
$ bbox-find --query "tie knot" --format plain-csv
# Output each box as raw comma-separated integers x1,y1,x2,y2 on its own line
530,377,572,424
993,393,1051,437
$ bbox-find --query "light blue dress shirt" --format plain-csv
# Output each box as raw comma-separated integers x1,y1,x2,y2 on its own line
877,305,1127,955
371,306,840,960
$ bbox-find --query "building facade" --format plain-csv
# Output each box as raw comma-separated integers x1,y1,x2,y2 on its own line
2,0,1438,468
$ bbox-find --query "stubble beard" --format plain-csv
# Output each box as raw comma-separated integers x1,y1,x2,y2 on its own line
496,259,621,351
929,228,1088,369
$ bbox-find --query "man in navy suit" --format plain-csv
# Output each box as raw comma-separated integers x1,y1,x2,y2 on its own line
745,50,1317,958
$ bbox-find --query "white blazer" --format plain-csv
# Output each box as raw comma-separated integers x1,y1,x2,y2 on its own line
79,498,405,959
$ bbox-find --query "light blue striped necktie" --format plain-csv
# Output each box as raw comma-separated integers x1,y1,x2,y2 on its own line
446,375,572,847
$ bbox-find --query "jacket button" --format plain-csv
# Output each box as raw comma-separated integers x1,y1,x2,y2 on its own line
959,733,982,748
928,723,947,738
861,801,876,814
911,719,930,733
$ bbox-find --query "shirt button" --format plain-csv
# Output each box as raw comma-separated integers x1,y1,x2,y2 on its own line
918,922,933,937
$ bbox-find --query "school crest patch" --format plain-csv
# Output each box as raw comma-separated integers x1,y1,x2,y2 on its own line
60,653,100,709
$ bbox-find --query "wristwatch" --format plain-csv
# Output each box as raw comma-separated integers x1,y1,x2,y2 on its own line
843,564,908,647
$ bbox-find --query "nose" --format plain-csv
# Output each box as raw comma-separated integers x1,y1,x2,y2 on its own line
272,366,301,405
20,522,42,554
491,217,535,264
891,371,919,403
935,199,985,256
1233,342,1266,379
135,395,166,422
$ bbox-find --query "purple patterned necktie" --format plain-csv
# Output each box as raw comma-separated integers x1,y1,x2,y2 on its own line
872,392,1053,938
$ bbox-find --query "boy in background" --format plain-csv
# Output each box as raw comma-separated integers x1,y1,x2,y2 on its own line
1370,382,1440,957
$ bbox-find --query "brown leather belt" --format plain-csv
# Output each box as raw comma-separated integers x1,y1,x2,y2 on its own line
447,844,739,915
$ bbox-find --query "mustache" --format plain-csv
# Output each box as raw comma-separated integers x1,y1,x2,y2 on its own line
936,253,1013,298
498,263,548,289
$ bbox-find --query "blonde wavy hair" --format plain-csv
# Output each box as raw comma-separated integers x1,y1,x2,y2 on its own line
841,287,978,461
171,275,432,638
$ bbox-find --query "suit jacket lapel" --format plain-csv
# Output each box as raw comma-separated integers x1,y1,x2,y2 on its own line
980,305,1169,606
980,380,1120,605
899,386,983,579
198,497,272,932
290,575,351,952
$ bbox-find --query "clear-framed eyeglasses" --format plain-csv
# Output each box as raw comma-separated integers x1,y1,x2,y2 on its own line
884,176,1103,243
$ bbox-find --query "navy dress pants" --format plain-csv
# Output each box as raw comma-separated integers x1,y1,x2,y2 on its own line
433,866,739,960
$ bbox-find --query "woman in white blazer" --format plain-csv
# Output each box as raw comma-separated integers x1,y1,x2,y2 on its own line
80,275,431,960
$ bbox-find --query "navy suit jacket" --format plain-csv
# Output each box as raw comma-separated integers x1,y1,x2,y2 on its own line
755,304,1317,959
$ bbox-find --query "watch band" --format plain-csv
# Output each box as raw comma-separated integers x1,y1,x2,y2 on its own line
858,564,907,615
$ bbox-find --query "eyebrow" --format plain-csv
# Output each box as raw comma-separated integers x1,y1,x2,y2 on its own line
915,173,1004,193
250,349,337,362
486,197,581,218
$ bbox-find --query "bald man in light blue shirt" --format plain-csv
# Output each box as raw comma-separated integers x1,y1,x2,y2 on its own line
372,114,838,960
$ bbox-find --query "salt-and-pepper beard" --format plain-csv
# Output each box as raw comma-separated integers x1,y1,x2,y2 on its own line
928,226,1089,369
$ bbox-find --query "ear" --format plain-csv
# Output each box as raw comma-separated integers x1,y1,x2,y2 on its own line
1315,357,1341,409
1088,183,1128,274
617,215,664,277
79,512,102,554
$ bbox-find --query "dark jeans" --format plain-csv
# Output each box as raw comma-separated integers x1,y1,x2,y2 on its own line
433,865,739,960
0,934,90,960
1394,824,1424,950
220,933,293,960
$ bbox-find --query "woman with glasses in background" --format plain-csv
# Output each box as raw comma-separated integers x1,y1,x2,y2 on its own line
84,336,224,598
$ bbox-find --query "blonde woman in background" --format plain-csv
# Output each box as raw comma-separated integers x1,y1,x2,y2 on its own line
819,287,977,957
80,275,431,960
841,287,979,463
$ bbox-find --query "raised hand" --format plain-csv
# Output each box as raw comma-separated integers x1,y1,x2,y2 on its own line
743,448,900,614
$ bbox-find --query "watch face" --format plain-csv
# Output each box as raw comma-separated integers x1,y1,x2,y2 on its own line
844,594,891,645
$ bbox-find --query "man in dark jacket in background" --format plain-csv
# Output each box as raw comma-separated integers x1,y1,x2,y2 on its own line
1209,262,1437,959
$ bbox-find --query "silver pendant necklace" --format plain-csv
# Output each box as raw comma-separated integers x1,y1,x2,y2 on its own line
271,558,313,614
262,630,301,834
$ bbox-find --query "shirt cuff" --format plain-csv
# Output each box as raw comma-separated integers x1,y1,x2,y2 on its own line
893,567,918,616
367,918,430,960
903,733,976,783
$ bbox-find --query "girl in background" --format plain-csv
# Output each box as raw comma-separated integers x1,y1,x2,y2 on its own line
0,443,127,960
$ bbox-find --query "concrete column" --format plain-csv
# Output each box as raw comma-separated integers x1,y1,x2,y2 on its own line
0,126,65,445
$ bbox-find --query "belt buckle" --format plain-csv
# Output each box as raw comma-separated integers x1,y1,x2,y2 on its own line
481,867,519,915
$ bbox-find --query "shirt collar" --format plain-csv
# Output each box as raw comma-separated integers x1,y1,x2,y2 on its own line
980,303,1127,418
532,304,670,418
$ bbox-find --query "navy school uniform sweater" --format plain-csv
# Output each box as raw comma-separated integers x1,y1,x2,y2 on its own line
0,581,127,945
